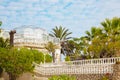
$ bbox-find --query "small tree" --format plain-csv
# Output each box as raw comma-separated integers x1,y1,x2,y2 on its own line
45,42,59,63
31,49,44,64
31,49,52,63
0,47,52,80
0,48,34,80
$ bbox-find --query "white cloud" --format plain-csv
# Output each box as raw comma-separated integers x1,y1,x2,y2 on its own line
0,10,11,16
0,6,5,10
51,0,59,3
1,0,120,37
20,0,39,3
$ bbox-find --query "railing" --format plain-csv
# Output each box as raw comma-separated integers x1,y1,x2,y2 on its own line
35,64,113,75
34,57,120,75
14,42,45,48
40,57,120,67
14,36,60,44
14,38,60,48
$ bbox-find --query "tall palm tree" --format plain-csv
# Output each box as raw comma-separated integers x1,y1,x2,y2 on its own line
101,17,120,41
85,27,103,41
86,17,120,58
100,17,120,57
45,42,59,63
49,26,72,41
49,26,72,56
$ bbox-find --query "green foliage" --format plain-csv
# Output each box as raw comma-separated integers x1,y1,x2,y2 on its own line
45,42,59,62
49,26,72,41
0,21,2,26
0,37,10,48
64,17,120,60
45,54,52,63
31,49,44,64
49,26,72,57
45,42,58,53
0,48,34,80
76,17,120,59
32,50,52,63
101,75,109,80
0,47,52,80
65,56,70,61
48,75,76,80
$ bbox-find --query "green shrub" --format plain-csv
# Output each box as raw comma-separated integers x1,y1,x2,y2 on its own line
65,56,70,61
48,75,76,80
101,76,109,80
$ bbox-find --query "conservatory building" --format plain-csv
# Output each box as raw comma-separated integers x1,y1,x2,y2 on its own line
13,25,61,62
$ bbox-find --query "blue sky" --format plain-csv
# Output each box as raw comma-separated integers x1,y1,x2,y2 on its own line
0,0,120,37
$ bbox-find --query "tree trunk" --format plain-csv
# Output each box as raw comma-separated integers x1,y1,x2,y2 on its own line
8,73,17,80
9,30,16,47
52,53,55,63
0,67,3,77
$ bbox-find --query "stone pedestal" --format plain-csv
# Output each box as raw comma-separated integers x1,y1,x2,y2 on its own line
112,64,120,80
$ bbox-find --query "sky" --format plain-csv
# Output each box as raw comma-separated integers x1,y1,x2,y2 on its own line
0,0,120,37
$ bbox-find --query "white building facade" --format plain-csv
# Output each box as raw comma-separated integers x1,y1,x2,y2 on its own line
14,25,61,62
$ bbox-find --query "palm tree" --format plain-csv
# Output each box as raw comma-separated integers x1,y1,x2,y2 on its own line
86,17,120,58
49,26,72,41
0,37,10,48
101,17,120,40
85,27,103,41
100,17,120,57
84,27,105,58
45,42,60,63
49,26,72,56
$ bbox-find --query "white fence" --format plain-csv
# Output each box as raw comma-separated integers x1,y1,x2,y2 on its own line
34,57,120,75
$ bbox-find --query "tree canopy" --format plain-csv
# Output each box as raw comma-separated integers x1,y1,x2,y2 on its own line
65,17,120,60
49,26,72,41
0,47,52,80
45,41,59,62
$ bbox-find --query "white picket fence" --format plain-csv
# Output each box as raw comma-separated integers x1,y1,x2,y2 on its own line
34,57,120,75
